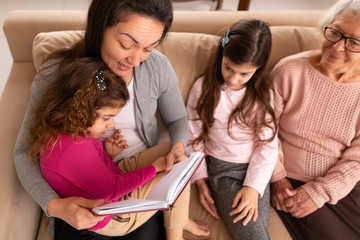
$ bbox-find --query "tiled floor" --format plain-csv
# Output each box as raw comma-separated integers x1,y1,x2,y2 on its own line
0,0,336,97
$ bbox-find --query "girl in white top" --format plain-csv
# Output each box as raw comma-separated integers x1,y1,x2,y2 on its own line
186,18,278,240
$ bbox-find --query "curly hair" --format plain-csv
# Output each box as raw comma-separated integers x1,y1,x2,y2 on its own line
190,18,277,148
28,57,129,163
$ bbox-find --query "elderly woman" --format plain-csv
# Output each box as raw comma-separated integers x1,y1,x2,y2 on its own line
269,1,360,239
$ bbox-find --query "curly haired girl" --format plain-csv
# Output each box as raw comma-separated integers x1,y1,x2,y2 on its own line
28,57,174,239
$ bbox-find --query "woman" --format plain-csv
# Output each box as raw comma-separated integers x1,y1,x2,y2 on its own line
14,0,201,239
270,1,360,239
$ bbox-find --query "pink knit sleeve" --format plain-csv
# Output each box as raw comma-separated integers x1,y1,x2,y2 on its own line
302,137,360,208
269,62,288,183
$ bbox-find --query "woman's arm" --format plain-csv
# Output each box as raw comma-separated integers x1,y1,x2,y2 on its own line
157,58,189,148
14,61,61,214
301,138,360,208
156,55,189,170
14,61,105,229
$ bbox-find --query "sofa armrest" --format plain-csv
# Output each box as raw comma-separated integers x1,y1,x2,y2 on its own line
0,62,41,239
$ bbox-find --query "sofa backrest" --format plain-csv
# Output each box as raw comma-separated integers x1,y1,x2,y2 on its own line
4,10,323,65
32,26,323,103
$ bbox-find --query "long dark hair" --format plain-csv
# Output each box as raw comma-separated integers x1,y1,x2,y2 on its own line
45,0,173,67
28,57,129,163
191,18,277,146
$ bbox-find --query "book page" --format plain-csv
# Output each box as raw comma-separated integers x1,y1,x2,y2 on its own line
146,152,204,203
92,199,167,215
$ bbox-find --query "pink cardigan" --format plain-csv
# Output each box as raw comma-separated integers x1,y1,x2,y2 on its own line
40,134,156,230
270,51,360,208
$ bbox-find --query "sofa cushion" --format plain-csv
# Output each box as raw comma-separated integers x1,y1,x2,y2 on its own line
268,25,322,70
33,30,85,71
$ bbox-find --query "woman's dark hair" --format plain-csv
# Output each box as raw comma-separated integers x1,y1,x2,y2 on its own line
85,0,173,58
28,57,129,163
46,0,173,66
191,18,277,146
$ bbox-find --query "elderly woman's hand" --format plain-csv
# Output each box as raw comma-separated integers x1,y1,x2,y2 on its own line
271,178,294,212
285,187,318,218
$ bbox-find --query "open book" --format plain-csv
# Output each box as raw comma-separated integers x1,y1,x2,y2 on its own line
92,152,205,215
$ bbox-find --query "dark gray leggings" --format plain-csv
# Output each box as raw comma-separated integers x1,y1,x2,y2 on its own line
206,155,271,240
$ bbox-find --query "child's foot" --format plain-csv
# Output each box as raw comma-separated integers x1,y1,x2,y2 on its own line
184,218,211,237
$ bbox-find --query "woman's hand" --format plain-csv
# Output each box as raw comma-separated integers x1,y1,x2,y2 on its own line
271,178,294,212
46,197,105,230
284,187,318,218
229,186,259,226
151,156,167,173
196,179,219,219
103,130,128,157
165,142,187,172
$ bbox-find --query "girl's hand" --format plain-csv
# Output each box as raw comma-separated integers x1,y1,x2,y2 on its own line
104,130,128,157
152,156,167,173
165,142,187,172
229,186,259,226
196,179,219,219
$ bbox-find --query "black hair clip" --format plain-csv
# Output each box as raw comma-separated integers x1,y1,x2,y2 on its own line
221,29,230,48
94,70,106,90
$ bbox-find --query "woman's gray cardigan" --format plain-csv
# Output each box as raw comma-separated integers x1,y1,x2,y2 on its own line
13,49,189,216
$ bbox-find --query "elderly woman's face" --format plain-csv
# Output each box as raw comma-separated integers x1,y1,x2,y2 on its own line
320,11,360,77
100,14,164,84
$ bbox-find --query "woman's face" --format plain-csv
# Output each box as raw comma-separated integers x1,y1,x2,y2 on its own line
221,56,258,91
101,14,165,84
320,11,360,79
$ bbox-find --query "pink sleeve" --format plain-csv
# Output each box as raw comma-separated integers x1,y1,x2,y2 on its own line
244,134,278,197
186,78,208,183
269,64,288,182
244,94,279,196
302,137,360,207
60,140,156,202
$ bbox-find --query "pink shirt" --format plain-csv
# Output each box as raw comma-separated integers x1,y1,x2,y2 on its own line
186,77,278,196
40,134,156,230
271,51,360,208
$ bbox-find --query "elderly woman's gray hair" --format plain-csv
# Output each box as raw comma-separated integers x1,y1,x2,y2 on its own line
318,0,360,31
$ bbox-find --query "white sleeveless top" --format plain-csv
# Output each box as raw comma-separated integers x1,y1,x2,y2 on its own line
100,79,147,161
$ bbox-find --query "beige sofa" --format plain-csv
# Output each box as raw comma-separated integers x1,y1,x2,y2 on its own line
1,10,324,240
